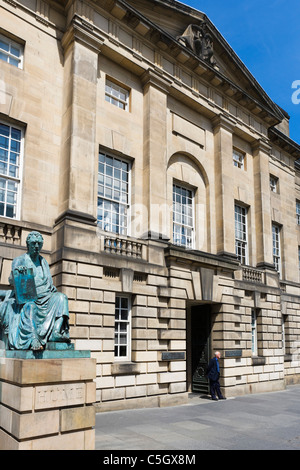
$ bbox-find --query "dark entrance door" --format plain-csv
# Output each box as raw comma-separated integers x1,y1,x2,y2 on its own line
191,305,211,394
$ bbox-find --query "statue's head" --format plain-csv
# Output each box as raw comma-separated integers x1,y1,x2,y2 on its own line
26,231,44,257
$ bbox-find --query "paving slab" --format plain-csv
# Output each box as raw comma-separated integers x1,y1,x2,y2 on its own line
95,385,300,451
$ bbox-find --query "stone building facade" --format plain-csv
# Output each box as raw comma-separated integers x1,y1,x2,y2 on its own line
0,0,300,411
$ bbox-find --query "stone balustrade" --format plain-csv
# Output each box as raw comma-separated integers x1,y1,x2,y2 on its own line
242,266,263,283
0,223,22,245
102,234,147,260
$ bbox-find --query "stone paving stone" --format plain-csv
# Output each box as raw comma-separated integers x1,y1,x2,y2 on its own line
95,385,300,450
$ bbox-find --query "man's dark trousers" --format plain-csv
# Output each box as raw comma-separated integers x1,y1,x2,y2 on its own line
206,357,224,399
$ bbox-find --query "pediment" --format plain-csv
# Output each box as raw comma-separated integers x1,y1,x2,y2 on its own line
121,0,283,124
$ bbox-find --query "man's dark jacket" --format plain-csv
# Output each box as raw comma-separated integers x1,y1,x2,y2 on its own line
206,357,220,381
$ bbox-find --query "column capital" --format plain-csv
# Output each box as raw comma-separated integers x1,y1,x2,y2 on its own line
251,138,272,155
61,19,104,55
141,68,172,94
212,114,237,134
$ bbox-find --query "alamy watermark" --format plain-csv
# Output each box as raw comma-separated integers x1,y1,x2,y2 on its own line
292,80,300,104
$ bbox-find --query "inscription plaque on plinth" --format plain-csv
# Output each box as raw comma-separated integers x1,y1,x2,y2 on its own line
35,383,86,410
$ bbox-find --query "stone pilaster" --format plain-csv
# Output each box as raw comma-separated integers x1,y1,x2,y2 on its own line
59,20,104,224
252,139,274,269
141,69,172,240
213,115,237,259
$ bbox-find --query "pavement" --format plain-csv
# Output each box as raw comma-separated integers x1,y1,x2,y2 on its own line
95,384,300,451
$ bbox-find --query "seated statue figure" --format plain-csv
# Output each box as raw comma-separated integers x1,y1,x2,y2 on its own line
0,231,70,351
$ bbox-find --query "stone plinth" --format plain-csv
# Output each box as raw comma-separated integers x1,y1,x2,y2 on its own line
0,344,96,450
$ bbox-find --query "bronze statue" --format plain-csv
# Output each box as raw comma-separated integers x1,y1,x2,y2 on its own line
0,231,70,351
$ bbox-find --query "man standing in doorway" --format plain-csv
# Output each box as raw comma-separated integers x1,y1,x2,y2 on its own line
206,351,226,400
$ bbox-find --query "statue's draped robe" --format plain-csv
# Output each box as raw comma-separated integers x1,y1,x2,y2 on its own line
0,253,69,349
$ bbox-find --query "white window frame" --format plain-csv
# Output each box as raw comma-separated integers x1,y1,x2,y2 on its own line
251,309,258,356
97,151,131,236
0,120,24,220
272,224,281,276
270,175,278,193
235,204,248,265
296,201,300,225
173,183,195,249
105,78,129,111
233,149,245,170
0,33,23,69
114,295,131,361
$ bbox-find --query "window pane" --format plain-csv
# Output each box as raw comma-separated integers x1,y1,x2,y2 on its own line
9,57,19,67
10,45,20,57
0,124,9,137
0,39,9,52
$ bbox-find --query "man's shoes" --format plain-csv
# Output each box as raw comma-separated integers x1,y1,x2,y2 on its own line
212,397,218,401
219,397,226,400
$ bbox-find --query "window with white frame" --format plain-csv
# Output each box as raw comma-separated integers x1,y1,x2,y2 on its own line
296,201,300,225
233,149,245,169
97,151,130,235
272,224,281,275
173,184,194,249
251,309,258,356
235,204,248,264
114,296,131,360
270,175,278,193
0,33,23,69
105,79,129,111
0,122,22,219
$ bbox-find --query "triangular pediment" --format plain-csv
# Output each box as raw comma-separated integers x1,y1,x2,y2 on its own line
121,0,283,124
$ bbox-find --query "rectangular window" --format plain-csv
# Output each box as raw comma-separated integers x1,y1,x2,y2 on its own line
296,201,300,225
251,309,258,356
105,79,129,111
233,149,245,169
0,122,22,219
114,296,131,360
282,314,287,355
97,152,130,235
0,33,23,69
272,224,281,275
235,204,248,264
270,175,278,193
173,184,194,249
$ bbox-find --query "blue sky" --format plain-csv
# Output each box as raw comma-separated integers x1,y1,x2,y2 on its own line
181,0,300,142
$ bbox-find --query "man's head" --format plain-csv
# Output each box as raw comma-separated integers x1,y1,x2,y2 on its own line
215,351,221,359
26,231,44,257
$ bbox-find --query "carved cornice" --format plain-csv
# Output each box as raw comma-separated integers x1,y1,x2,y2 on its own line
268,127,300,159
